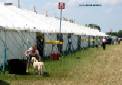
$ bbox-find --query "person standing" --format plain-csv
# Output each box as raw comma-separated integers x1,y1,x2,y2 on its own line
118,38,120,44
102,37,106,50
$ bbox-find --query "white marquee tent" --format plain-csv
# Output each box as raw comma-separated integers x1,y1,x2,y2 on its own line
0,3,108,67
0,3,108,36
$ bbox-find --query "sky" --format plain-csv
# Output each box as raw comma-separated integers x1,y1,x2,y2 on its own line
0,0,122,32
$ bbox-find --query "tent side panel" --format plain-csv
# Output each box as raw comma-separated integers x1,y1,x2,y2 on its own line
72,35,78,51
5,30,36,60
0,30,5,65
62,34,68,52
44,33,58,57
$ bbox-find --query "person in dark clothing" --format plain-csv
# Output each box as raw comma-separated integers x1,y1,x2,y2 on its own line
102,37,106,50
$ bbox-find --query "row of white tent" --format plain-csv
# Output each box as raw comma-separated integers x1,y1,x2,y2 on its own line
0,3,109,69
0,3,107,36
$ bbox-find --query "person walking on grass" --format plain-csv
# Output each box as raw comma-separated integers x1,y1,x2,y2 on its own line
102,37,106,50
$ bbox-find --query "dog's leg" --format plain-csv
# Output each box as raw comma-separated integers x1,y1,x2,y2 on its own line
41,66,43,75
33,64,37,75
38,69,41,75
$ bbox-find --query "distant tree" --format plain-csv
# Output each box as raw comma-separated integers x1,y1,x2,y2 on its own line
118,30,122,38
86,24,101,31
106,30,122,38
106,32,118,36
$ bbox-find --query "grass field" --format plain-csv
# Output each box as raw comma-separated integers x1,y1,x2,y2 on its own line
0,43,122,85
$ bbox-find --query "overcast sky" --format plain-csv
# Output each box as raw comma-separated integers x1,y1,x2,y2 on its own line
0,0,122,32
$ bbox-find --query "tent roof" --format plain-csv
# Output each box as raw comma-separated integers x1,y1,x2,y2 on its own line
0,4,107,36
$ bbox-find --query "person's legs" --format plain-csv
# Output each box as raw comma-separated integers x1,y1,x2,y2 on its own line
26,57,30,72
104,44,106,50
26,56,32,72
102,43,105,50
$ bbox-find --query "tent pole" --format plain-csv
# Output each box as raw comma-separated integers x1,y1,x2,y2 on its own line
18,0,20,8
3,29,7,73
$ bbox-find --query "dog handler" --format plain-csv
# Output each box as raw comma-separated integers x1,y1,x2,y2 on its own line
25,44,41,72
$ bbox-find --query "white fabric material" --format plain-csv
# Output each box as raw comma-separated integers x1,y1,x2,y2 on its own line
0,4,107,36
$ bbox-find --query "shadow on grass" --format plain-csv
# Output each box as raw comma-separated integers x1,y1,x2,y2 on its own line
0,80,9,85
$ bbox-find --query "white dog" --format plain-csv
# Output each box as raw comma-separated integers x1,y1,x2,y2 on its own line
31,57,44,75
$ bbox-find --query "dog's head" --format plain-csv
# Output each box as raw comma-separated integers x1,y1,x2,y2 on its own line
31,57,38,63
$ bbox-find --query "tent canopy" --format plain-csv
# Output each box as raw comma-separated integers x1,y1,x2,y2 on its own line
0,3,107,36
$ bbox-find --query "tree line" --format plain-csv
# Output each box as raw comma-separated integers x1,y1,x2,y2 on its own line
85,24,122,38
106,30,122,38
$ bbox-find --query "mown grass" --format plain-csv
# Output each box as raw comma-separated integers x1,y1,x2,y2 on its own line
0,44,121,85
0,47,98,80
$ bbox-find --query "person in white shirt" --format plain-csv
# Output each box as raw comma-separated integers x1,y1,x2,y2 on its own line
25,44,41,72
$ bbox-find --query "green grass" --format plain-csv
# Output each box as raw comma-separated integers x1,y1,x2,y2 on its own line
0,46,116,81
0,47,100,80
1,44,120,85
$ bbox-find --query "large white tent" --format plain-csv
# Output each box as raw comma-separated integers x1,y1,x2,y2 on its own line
0,3,109,67
0,3,107,36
